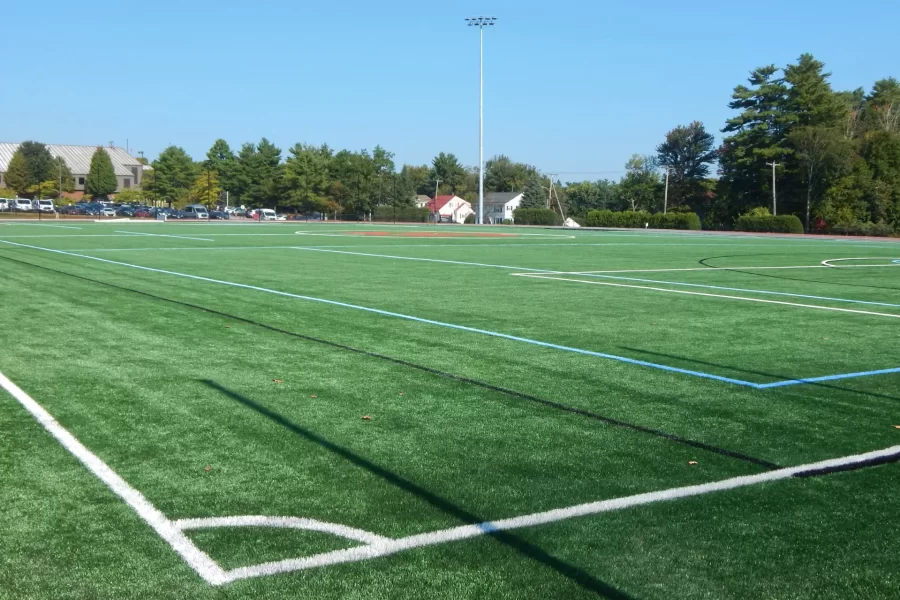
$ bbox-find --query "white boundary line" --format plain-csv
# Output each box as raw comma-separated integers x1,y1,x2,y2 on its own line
212,444,900,582
822,257,900,268
10,222,82,229
115,230,214,242
4,367,897,585
559,265,832,274
514,273,900,319
0,370,228,585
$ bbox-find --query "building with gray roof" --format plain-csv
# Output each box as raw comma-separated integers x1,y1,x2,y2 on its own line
0,143,145,193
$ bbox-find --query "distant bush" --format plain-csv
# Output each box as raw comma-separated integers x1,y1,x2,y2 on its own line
648,212,701,230
501,218,513,225
372,206,430,223
464,214,476,224
829,219,894,237
734,214,804,234
513,208,562,225
585,210,700,230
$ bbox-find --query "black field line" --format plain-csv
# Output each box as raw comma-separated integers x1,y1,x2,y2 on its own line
0,252,780,470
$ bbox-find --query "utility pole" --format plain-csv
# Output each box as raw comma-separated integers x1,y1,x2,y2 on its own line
466,16,497,225
663,166,670,214
766,162,779,215
433,179,441,223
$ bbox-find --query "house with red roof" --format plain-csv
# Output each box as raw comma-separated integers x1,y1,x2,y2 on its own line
425,195,475,224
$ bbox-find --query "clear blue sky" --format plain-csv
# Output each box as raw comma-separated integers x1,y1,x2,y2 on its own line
3,0,898,180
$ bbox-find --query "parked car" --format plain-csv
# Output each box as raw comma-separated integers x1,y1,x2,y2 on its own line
183,204,209,219
100,207,117,217
134,208,152,218
10,198,33,212
0,198,9,211
256,208,277,221
117,208,135,217
36,199,55,212
209,211,230,220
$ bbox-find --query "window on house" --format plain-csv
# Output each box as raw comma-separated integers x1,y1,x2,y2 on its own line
78,177,85,185
123,178,131,189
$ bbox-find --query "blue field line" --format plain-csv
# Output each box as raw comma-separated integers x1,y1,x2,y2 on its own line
572,273,900,310
756,367,900,389
2,239,898,391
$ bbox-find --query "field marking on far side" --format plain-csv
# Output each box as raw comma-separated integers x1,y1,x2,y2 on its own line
115,230,214,242
0,371,228,585
216,445,900,582
514,273,900,319
7,222,82,229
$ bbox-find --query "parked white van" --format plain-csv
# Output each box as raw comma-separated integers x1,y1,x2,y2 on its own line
10,198,33,211
183,204,209,219
257,208,277,221
0,198,9,211
36,199,55,213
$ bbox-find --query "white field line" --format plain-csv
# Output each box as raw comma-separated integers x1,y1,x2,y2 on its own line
10,223,82,229
115,230,214,242
561,265,832,274
0,371,228,586
822,258,900,268
219,444,900,582
291,246,549,272
175,516,391,545
294,231,577,239
514,274,900,319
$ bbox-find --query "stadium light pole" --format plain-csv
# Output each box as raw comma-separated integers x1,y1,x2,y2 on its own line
766,162,779,215
466,16,496,225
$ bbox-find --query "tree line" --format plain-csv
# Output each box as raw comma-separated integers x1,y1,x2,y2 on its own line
4,143,121,200
7,52,897,232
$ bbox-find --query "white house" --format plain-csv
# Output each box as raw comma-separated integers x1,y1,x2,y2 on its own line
484,192,523,224
414,195,432,208
427,195,475,224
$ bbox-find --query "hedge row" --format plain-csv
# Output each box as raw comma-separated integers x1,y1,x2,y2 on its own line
372,206,431,222
829,220,894,237
584,210,701,230
512,208,562,225
733,215,804,234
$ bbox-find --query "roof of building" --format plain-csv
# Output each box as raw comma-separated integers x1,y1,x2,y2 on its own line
426,195,457,211
484,191,523,205
0,143,143,177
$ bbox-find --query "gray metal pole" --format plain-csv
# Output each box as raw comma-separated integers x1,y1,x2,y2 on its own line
766,162,779,215
663,167,669,214
478,24,484,225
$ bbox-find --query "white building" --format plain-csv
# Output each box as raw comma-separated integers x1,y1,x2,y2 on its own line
484,192,523,224
0,143,146,193
427,195,475,224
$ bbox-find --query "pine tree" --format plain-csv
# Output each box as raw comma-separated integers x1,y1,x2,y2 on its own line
519,175,546,208
85,148,118,199
5,149,29,196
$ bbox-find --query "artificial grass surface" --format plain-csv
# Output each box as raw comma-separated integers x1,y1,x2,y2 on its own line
0,222,898,599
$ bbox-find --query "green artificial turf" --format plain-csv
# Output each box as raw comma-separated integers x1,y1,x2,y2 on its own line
0,221,898,599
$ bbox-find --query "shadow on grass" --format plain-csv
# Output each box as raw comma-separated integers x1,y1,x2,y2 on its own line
201,379,637,599
0,252,777,470
619,347,900,404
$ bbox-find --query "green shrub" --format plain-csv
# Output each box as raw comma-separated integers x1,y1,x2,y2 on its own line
464,214,476,224
372,206,430,223
585,209,700,230
512,208,562,225
733,214,804,234
501,218,513,225
830,219,894,237
648,212,701,230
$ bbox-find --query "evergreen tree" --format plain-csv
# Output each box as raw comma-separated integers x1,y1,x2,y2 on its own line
283,143,332,212
4,149,29,196
656,121,717,211
84,148,118,199
519,174,546,209
19,141,56,188
148,146,196,205
205,139,237,194
719,66,792,216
